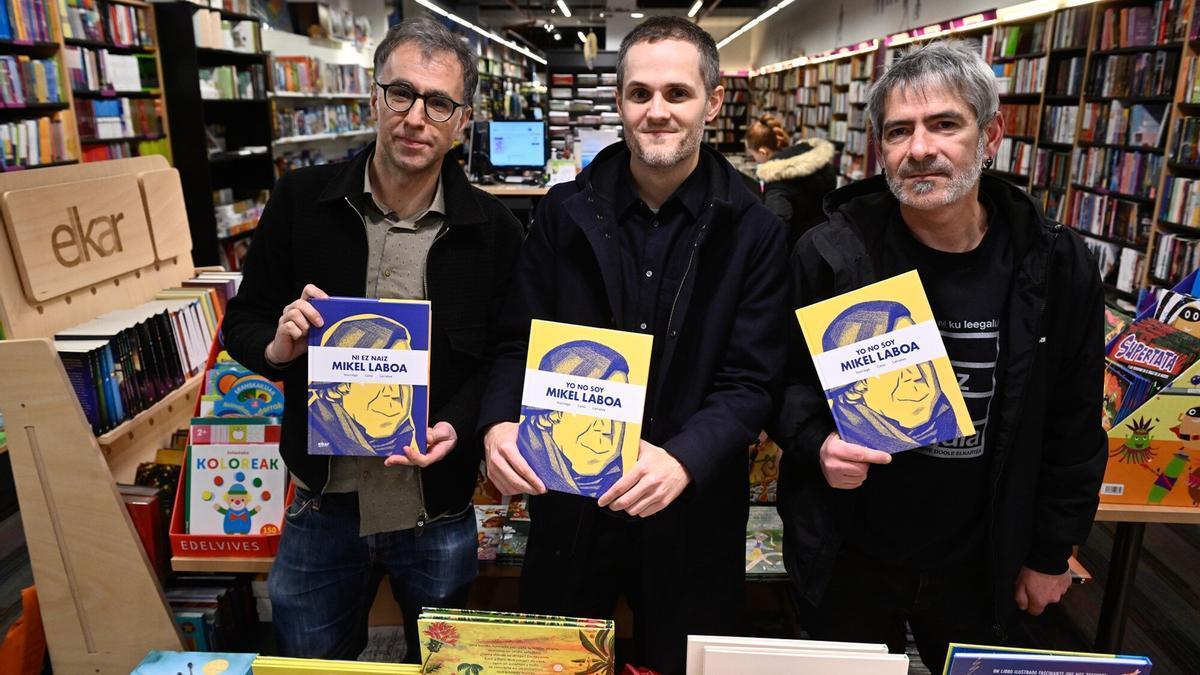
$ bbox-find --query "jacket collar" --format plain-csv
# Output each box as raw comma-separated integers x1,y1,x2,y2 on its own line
755,138,835,183
318,142,488,227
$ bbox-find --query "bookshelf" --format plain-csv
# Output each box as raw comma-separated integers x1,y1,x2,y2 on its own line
706,73,749,154
0,0,80,170
155,1,273,268
547,50,620,157
59,0,171,163
476,40,544,122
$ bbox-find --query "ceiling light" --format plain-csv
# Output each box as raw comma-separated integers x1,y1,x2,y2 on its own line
688,1,703,17
631,12,644,18
414,0,547,64
554,33,562,40
557,0,572,18
717,0,796,49
599,12,605,17
577,31,587,43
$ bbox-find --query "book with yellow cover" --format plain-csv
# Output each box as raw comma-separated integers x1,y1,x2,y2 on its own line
418,608,614,675
794,270,974,453
252,656,420,673
519,319,652,497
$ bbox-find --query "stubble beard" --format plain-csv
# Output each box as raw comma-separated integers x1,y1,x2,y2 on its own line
628,120,704,168
886,133,987,209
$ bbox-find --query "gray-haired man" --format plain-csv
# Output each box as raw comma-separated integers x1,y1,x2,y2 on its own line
773,40,1107,671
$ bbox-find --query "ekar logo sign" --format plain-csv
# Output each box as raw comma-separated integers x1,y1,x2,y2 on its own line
50,206,125,267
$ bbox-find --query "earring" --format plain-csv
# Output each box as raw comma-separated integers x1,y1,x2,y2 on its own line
984,156,994,169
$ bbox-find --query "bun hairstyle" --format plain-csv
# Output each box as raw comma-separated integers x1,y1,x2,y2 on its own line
745,113,789,152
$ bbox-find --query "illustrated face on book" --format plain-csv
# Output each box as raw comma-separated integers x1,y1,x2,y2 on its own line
313,315,415,444
521,341,630,490
824,301,956,451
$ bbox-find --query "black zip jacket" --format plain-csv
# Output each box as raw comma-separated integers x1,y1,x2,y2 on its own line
771,174,1107,632
222,144,524,523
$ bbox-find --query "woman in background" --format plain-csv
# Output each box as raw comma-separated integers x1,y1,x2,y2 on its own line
746,114,837,251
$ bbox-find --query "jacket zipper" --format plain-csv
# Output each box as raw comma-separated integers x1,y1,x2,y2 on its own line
666,225,704,336
341,195,433,535
987,225,1061,636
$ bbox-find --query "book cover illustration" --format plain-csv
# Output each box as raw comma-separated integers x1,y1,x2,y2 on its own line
132,650,255,675
1103,384,1200,507
307,297,431,457
1105,306,1133,346
519,320,652,497
745,505,786,576
1153,290,1200,339
748,433,782,504
187,444,288,535
418,608,614,675
1106,318,1200,386
794,270,975,453
201,352,283,418
943,643,1151,675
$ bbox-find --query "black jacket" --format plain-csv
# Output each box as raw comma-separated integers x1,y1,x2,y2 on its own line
478,142,789,668
772,174,1107,633
222,144,524,522
755,138,837,251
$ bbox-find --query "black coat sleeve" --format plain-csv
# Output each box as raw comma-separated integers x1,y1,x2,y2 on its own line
662,215,790,489
1026,248,1108,574
222,173,298,380
431,204,524,441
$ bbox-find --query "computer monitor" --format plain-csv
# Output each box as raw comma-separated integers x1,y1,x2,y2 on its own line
488,121,547,169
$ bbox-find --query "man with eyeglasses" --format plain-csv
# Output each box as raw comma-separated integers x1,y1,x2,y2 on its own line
222,19,523,663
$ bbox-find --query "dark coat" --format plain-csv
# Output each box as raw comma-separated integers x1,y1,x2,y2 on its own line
478,141,789,670
222,143,524,522
756,138,838,251
771,174,1108,636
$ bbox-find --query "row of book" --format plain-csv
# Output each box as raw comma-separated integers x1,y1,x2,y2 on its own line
1085,237,1144,294
0,55,61,106
1071,146,1163,199
1181,53,1200,104
1040,105,1076,144
273,101,371,139
1078,101,1166,148
992,21,1045,59
55,274,236,435
999,103,1038,137
994,137,1032,177
0,111,73,169
79,135,167,161
1049,5,1091,50
64,46,157,92
58,0,102,42
1065,190,1151,246
200,63,267,101
1160,175,1200,226
992,56,1045,95
103,1,152,47
1033,185,1064,221
136,652,421,674
76,96,162,140
212,187,267,240
0,0,54,43
1047,56,1084,97
271,56,371,96
1151,232,1200,284
193,9,259,53
1169,116,1200,166
1085,51,1179,99
167,574,260,652
1094,0,1186,50
1033,147,1069,190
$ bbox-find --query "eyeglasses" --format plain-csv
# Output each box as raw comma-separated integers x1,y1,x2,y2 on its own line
374,81,466,123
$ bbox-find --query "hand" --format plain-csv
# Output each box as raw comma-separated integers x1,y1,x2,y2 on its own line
597,440,691,518
264,284,328,366
483,422,546,496
1014,565,1071,616
384,421,457,468
819,431,891,489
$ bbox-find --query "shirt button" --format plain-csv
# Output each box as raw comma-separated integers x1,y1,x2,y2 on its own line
645,270,653,278
640,322,648,330
651,220,659,228
383,269,393,278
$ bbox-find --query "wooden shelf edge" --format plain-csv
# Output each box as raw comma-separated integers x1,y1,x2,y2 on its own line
171,555,274,573
1095,502,1200,524
98,375,202,479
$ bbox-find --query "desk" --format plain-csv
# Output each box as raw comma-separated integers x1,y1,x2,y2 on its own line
1092,502,1200,651
477,184,551,197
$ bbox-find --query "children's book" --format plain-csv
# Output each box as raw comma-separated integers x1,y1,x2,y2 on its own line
307,297,431,456
1106,318,1200,386
745,506,786,576
748,433,782,504
132,650,256,674
417,608,614,675
1103,373,1200,507
1153,290,1200,339
794,270,975,453
518,319,652,497
186,443,288,535
250,656,420,673
943,643,1151,675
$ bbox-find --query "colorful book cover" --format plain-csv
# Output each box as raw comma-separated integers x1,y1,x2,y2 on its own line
1104,306,1133,347
794,270,975,453
745,505,786,576
1106,318,1200,385
943,643,1151,675
186,443,288,535
748,433,782,504
518,320,652,497
307,297,431,456
1153,290,1200,339
1103,387,1200,507
475,504,506,561
132,650,256,675
418,610,614,675
203,357,284,418
251,656,421,673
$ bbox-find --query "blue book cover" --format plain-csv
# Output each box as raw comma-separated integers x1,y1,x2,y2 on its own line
132,650,256,675
944,644,1151,675
0,0,11,41
307,297,431,456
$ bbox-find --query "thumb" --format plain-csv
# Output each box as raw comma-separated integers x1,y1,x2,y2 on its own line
429,423,455,443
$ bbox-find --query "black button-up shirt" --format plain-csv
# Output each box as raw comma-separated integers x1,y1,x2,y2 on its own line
612,155,710,371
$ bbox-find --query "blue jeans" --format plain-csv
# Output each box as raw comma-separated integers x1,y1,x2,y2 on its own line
268,488,478,662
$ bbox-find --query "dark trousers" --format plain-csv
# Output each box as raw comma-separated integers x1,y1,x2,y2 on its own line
520,506,740,675
804,548,1000,673
269,489,478,663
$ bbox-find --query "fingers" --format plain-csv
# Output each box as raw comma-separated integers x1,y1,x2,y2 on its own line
428,422,456,445
281,299,324,331
301,284,329,301
828,439,892,465
597,468,640,508
486,442,545,496
1015,583,1029,612
605,474,650,513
